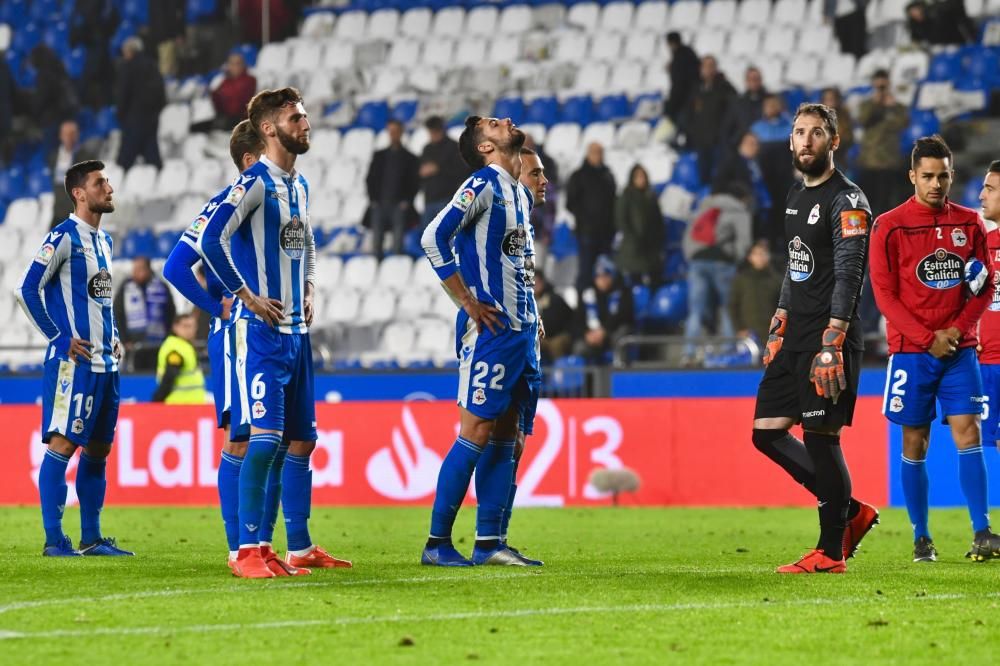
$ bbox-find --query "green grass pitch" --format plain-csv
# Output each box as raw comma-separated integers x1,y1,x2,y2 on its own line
0,506,996,664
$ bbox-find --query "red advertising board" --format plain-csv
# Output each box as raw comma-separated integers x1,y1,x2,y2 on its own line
0,398,889,506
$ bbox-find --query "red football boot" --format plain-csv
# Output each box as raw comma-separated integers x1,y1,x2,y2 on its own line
261,545,311,576
285,545,353,569
776,549,846,574
231,547,275,578
843,501,880,559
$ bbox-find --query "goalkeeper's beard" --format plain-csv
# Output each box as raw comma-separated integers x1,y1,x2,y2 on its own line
793,148,831,177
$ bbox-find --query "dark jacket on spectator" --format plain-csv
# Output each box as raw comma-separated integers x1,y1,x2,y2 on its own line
116,52,167,124
579,278,635,339
70,0,120,109
728,262,783,341
30,46,78,130
366,144,421,206
665,44,700,120
615,185,664,277
726,87,768,145
149,0,187,46
908,0,976,45
566,162,617,245
420,136,467,203
681,74,737,150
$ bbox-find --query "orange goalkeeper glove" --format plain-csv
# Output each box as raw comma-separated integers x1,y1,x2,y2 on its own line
762,312,787,367
809,326,848,403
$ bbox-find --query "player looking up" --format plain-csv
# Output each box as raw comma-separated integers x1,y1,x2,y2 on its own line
751,104,879,574
420,116,538,567
869,137,1000,563
14,160,133,557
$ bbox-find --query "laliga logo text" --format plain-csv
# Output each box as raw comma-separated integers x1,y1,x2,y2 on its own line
366,406,443,500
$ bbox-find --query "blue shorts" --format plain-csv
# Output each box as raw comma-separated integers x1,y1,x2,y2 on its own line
518,322,542,436
208,318,249,440
41,357,119,446
882,347,984,426
234,319,316,441
456,312,540,424
980,363,1000,443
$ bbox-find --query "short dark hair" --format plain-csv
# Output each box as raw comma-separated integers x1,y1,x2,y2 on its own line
247,87,303,135
424,115,444,132
988,160,1000,174
793,103,839,137
64,160,105,203
666,31,682,46
519,147,537,156
229,119,264,171
458,115,484,169
872,68,890,80
911,134,953,169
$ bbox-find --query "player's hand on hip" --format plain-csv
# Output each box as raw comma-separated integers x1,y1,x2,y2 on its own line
220,296,234,321
929,329,959,359
68,338,93,364
304,296,314,326
809,326,847,404
245,293,284,326
538,318,546,339
463,298,503,335
762,311,787,367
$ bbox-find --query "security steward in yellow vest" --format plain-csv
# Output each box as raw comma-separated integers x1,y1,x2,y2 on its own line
153,313,207,404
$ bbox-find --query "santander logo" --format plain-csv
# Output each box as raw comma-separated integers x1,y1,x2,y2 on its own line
366,406,443,500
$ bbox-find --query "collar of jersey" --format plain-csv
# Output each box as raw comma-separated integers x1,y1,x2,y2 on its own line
985,217,998,233
259,155,297,181
68,213,101,233
905,195,953,219
487,163,517,186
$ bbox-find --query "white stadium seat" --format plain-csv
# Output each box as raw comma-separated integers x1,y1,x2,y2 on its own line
315,255,343,286
366,9,400,41
798,25,834,55
431,6,465,36
158,103,191,143
400,7,432,38
581,122,617,151
3,198,38,231
545,123,583,164
255,42,290,75
608,61,644,94
388,39,421,68
358,289,397,324
737,0,773,27
819,53,857,89
380,321,416,356
321,40,355,70
600,1,634,32
573,62,610,94
616,120,653,151
634,1,669,31
466,6,499,36
694,28,727,58
668,1,704,30
300,12,334,38
325,287,361,325
155,159,189,200
785,56,820,88
422,39,455,67
567,2,601,30
589,33,623,62
773,0,808,25
340,128,376,162
554,33,589,62
625,32,660,62
395,287,434,321
333,10,368,41
757,58,786,90
342,254,378,289
499,4,533,34
704,0,737,26
376,255,414,291
728,27,761,57
289,41,324,74
891,50,930,87
411,259,441,290
761,26,794,55
121,164,158,202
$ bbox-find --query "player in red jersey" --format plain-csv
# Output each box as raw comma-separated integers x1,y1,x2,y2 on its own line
976,161,1000,453
869,137,1000,563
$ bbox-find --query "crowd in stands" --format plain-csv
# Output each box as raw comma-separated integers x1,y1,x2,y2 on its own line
0,0,999,374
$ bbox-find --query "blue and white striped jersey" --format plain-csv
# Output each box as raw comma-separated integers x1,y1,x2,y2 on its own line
422,164,537,332
191,156,316,335
15,214,119,372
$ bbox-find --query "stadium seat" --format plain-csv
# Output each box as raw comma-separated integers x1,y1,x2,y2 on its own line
410,258,440,290
290,41,324,74
545,122,583,166
371,68,408,98
595,94,630,121
391,99,418,124
856,48,893,81
380,321,416,357
589,33,622,62
727,27,761,57
376,254,414,290
703,0,736,26
321,40,355,70
616,120,652,151
798,25,834,55
25,168,49,199
694,27,727,59
649,282,688,325
554,32,588,63
785,56,820,89
669,0,704,30
606,63,643,95
300,11,334,38
567,2,601,30
3,197,38,230
415,318,453,356
255,41,290,75
890,50,929,87
581,122,617,151
737,0,772,27
624,31,659,62
358,290,397,324
316,255,344,287
155,230,181,259
342,254,378,289
431,6,465,35
341,128,376,161
494,96,526,121
399,7,431,38
525,96,560,127
573,63,610,95
757,58,786,90
761,26,793,55
158,103,191,144
120,164,159,203
395,286,434,321
333,10,368,41
122,228,155,259
819,52,856,90
498,4,533,33
600,1,634,32
773,0,807,25
466,5,499,36
325,287,361,325
355,100,389,130
548,355,586,394
387,38,420,67
155,159,190,200
561,96,594,126
659,184,696,219
634,1,669,31
421,38,454,67
927,51,962,82
367,8,400,41
429,290,458,322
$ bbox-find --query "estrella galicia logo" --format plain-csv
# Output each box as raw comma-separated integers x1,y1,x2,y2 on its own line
787,236,814,282
989,272,1000,311
916,248,963,290
503,226,526,258
280,215,305,259
87,268,113,305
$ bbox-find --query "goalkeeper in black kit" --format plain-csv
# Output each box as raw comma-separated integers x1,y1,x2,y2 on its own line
750,103,880,574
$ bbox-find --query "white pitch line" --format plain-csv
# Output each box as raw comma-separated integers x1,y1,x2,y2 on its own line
0,591,996,641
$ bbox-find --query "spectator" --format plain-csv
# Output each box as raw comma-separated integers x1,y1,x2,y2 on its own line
566,142,617,292
680,55,737,185
615,164,665,286
365,119,420,260
533,270,575,363
728,240,783,344
152,313,208,404
663,31,700,123
114,256,177,371
0,55,17,164
70,0,120,109
752,95,796,248
116,36,166,170
906,0,976,45
577,256,634,365
714,132,772,242
418,116,467,230
726,66,769,145
856,69,910,218
149,0,187,77
821,87,855,160
823,0,868,59
211,52,257,128
239,0,299,45
49,120,100,227
681,182,753,362
29,45,78,136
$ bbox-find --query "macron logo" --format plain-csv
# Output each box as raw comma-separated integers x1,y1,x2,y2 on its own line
847,193,860,208
472,177,485,187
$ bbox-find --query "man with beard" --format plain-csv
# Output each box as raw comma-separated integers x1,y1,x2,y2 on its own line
751,104,880,574
419,116,539,567
869,138,1000,563
197,88,351,577
15,160,133,557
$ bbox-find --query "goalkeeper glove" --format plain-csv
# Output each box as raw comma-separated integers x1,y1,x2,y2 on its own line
810,326,847,404
762,312,787,367
965,257,988,297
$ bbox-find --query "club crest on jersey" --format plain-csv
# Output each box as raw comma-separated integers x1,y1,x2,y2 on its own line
34,243,56,265
917,248,964,289
454,188,476,211
503,227,526,257
951,228,967,247
226,184,246,205
788,236,814,282
88,267,113,305
280,215,305,259
889,396,904,413
252,401,267,419
472,388,487,405
188,215,208,238
807,204,821,225
71,418,84,434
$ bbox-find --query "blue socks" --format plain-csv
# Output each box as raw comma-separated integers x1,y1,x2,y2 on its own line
76,453,106,545
901,455,931,540
282,452,313,552
429,437,484,539
500,460,520,541
958,445,991,532
259,442,288,544
39,449,70,546
218,451,243,552
238,433,281,548
475,439,516,542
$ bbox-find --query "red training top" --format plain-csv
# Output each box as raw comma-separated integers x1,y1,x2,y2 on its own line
978,222,1000,364
869,196,995,353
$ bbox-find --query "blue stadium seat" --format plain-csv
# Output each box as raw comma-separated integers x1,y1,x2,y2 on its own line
960,178,982,209
900,110,940,154
648,282,688,325
561,95,594,126
235,43,259,68
525,96,559,128
664,217,686,245
391,99,418,124
963,46,1000,86
403,229,424,258
186,0,220,23
0,167,26,204
109,20,136,58
122,229,155,259
95,106,119,136
596,94,629,122
630,92,663,117
11,22,40,55
549,223,578,260
493,96,526,121
669,152,701,191
26,168,50,198
42,21,69,55
927,52,962,82
631,284,651,322
332,358,363,371
662,246,686,282
64,46,87,80
156,231,181,259
782,89,807,113
547,354,586,394
355,101,389,130
121,0,149,24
